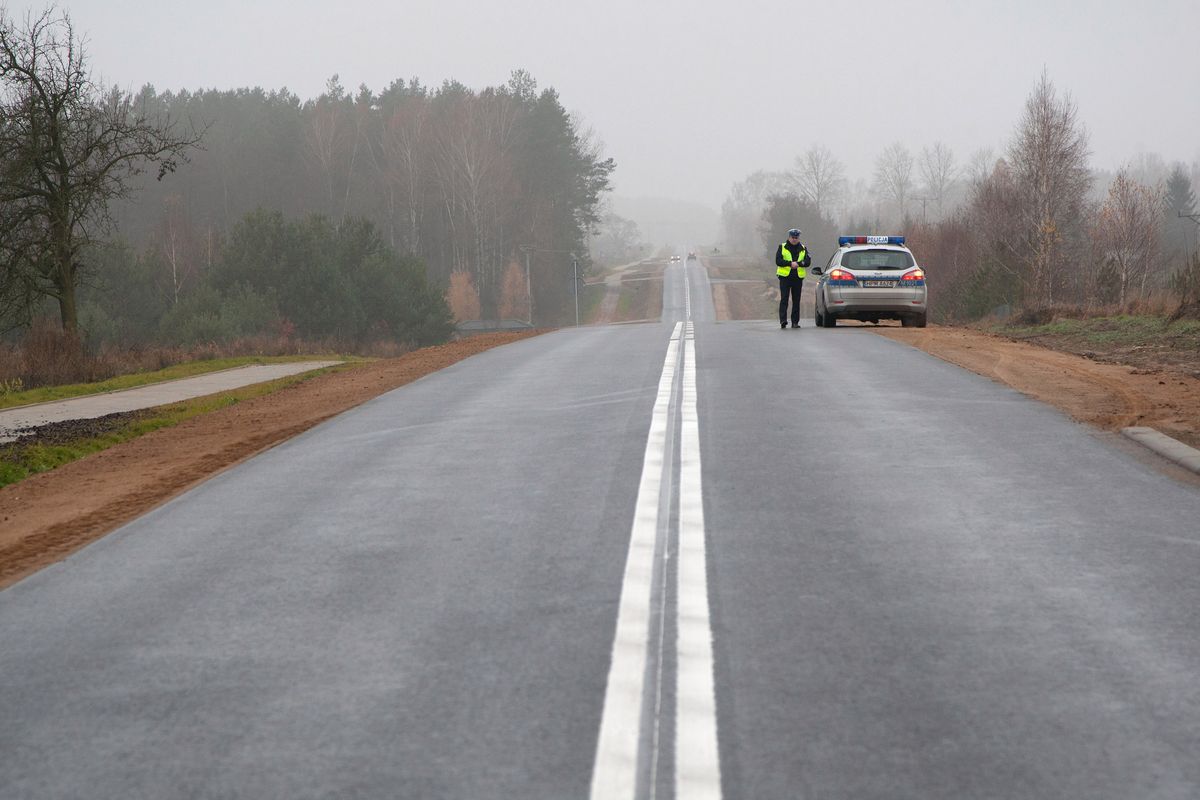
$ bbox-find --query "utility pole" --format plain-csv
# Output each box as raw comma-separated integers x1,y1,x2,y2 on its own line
519,244,534,325
571,252,580,326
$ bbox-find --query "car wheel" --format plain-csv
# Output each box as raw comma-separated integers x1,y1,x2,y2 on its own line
915,312,927,328
814,304,824,327
902,313,927,328
821,311,836,328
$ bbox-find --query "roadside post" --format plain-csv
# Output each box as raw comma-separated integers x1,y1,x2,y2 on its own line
572,253,579,326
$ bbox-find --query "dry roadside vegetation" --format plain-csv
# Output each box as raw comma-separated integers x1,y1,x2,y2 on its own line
3,262,1200,590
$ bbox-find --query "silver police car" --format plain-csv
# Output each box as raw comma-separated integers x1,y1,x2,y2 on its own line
811,236,927,327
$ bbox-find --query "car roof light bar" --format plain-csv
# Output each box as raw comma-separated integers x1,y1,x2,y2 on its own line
838,235,905,246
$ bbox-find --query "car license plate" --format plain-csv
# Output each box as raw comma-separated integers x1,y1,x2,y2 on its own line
862,280,895,288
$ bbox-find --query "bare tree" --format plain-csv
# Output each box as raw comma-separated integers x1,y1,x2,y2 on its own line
720,170,790,253
1126,151,1168,189
0,7,199,332
965,147,997,187
1007,71,1091,305
793,144,845,216
918,142,958,220
1093,170,1164,305
969,157,1027,293
874,142,915,222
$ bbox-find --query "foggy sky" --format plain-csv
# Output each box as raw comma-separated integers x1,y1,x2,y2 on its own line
49,0,1200,211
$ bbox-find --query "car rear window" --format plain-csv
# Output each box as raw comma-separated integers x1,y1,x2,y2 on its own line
842,249,914,270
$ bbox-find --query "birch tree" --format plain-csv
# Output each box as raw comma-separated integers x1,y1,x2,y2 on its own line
1094,170,1163,305
1007,71,1091,306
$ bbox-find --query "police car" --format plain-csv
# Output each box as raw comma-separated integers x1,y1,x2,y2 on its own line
810,235,927,327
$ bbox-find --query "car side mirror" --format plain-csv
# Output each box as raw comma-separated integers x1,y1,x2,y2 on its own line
810,266,823,276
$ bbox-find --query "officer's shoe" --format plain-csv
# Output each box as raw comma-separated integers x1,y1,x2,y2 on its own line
791,322,800,328
780,321,787,329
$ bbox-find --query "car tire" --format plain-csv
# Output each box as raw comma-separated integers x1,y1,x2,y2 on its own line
902,313,927,328
814,305,824,327
821,311,836,328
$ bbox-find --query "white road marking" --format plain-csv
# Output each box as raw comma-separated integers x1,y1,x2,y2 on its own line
591,263,723,799
676,322,722,798
590,321,683,799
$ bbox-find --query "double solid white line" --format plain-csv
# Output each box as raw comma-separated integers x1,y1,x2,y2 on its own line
590,302,722,796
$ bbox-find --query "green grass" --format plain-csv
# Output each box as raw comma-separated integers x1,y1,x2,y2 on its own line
0,365,350,488
984,313,1200,353
577,283,606,323
0,354,358,410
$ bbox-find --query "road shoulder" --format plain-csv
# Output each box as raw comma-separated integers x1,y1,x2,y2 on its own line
0,331,541,590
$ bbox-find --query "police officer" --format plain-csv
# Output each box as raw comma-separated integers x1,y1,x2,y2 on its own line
776,228,810,328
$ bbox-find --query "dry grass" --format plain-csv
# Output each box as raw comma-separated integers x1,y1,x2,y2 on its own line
0,317,396,392
1009,292,1189,326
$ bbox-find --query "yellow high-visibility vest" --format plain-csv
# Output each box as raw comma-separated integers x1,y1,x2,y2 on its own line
777,243,807,278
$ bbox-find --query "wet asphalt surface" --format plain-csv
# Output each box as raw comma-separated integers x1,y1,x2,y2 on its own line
2,263,1200,798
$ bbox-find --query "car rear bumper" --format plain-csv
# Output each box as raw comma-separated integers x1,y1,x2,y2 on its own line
823,287,926,316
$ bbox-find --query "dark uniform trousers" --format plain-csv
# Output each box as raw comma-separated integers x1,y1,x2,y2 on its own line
779,273,803,326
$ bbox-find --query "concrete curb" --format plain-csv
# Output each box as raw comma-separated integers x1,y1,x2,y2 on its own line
1121,427,1200,474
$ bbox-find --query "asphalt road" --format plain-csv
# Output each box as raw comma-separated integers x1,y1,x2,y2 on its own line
2,259,1199,799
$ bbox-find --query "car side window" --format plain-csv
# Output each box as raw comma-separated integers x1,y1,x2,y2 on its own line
826,253,838,269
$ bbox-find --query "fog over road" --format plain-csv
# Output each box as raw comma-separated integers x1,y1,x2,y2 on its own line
2,261,1200,799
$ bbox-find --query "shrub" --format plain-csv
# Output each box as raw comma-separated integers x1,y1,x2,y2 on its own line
219,284,279,338
1169,252,1200,306
19,318,92,386
158,285,225,345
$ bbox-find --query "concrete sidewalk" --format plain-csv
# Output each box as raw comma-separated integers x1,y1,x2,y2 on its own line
0,361,342,442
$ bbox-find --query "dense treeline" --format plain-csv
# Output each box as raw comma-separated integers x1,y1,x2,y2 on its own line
111,70,613,329
2,6,615,355
83,213,454,348
721,73,1200,321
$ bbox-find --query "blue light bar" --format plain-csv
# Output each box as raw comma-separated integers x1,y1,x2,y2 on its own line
838,235,906,246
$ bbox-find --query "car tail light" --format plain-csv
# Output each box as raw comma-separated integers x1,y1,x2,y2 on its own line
901,269,925,282
828,268,856,283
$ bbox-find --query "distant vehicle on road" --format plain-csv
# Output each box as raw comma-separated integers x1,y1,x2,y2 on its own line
811,235,927,328
669,255,682,262
687,251,696,260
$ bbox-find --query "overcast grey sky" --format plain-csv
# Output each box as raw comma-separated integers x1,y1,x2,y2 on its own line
53,0,1200,210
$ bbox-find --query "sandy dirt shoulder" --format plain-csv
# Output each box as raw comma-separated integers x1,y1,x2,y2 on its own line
872,325,1200,451
0,331,540,590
